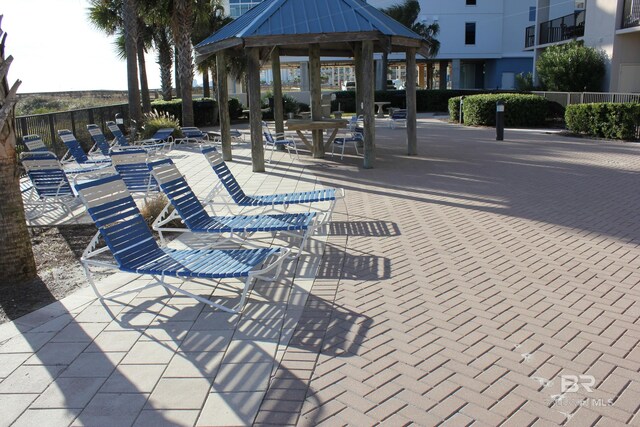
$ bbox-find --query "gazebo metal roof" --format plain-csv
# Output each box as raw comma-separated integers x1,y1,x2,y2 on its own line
195,0,429,61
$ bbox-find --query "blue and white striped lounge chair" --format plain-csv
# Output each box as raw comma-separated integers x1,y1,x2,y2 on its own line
388,109,407,129
110,149,172,197
58,129,112,166
87,124,114,156
23,134,48,152
136,128,175,151
75,174,290,313
175,127,210,144
106,121,131,147
20,151,79,221
332,131,363,159
150,162,322,254
201,146,343,213
262,122,298,163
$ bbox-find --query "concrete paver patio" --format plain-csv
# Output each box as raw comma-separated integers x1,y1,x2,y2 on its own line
2,116,640,426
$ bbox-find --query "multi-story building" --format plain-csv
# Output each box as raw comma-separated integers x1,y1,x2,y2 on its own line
400,0,536,89
526,0,640,92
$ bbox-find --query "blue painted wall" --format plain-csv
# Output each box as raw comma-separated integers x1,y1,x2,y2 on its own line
484,58,533,89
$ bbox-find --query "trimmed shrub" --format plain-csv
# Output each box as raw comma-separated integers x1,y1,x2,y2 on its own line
261,93,300,120
565,103,640,140
462,94,548,127
448,96,462,122
141,110,183,139
228,98,244,120
150,98,218,126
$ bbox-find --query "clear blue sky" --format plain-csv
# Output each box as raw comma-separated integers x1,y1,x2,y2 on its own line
3,0,162,93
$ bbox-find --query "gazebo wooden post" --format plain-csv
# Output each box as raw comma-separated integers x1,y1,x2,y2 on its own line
271,47,285,137
406,47,417,156
309,43,323,158
362,40,375,169
247,47,265,172
354,42,363,116
216,51,232,161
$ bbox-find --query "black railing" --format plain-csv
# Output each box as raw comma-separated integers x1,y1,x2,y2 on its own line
622,0,640,28
539,11,585,45
525,25,535,48
15,103,128,157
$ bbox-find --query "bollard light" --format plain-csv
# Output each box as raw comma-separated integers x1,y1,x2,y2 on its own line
459,96,465,124
496,100,505,141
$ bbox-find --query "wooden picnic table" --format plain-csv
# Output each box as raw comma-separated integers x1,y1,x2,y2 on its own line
285,118,349,157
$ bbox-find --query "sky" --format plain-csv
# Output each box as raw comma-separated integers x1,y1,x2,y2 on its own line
3,0,162,93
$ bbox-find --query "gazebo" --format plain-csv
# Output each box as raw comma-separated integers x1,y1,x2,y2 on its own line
195,0,430,171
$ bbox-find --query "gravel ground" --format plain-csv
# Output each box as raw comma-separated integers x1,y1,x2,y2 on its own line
0,225,97,323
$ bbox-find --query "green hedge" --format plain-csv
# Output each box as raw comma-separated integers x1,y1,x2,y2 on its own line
462,94,548,127
449,95,563,124
150,98,218,126
330,89,495,113
565,103,640,140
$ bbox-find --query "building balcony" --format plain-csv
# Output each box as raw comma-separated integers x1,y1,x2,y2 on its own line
525,25,535,48
538,10,585,45
622,0,640,28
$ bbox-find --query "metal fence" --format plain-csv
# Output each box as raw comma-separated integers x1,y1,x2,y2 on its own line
532,91,640,108
15,103,128,157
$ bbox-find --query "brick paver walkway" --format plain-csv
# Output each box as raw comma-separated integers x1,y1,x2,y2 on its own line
257,119,640,426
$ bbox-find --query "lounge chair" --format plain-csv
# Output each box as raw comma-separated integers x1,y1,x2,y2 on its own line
22,134,48,152
201,146,343,213
388,109,407,129
332,130,363,159
58,129,112,166
74,174,290,313
110,149,172,197
20,151,79,221
262,122,298,163
106,121,131,147
136,128,175,151
86,124,112,156
175,127,210,144
150,162,322,254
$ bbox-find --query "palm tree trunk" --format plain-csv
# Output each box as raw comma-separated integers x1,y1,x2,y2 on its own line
174,50,182,99
136,28,151,113
123,0,142,122
202,65,210,98
157,29,173,101
171,0,194,126
0,33,37,285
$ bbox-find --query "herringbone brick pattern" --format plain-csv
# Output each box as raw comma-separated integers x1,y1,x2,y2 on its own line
256,120,640,426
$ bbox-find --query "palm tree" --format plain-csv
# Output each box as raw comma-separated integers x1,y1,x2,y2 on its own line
88,0,143,120
380,0,440,89
171,0,195,126
123,0,143,122
0,19,37,284
192,0,231,98
138,0,174,100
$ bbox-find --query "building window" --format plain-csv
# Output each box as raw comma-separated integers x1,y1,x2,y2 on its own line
465,22,476,45
529,6,536,22
229,0,263,18
466,0,476,5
